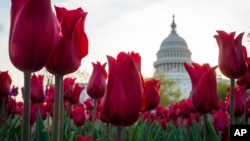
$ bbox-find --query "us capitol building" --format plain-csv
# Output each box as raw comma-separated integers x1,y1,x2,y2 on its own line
153,15,192,98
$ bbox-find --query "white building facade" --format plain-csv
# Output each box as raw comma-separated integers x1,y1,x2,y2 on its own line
153,16,192,98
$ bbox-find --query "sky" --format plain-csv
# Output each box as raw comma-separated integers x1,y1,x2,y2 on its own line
1,0,250,91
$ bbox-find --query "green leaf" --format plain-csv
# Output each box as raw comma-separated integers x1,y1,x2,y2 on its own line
5,115,21,140
188,122,201,141
64,131,77,141
37,113,50,141
207,121,220,141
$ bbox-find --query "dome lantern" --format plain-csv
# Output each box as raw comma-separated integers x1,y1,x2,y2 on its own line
171,15,177,34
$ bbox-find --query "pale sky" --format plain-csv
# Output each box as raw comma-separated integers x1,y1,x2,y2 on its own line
1,0,250,90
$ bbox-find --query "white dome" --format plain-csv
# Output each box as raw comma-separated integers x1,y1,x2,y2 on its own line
160,33,188,49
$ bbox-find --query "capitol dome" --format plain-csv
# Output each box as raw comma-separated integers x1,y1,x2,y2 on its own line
160,18,188,49
153,15,192,98
160,32,188,49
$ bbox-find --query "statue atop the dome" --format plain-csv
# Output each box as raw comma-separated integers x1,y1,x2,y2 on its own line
171,15,177,33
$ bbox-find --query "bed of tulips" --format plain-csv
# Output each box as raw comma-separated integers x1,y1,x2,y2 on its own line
0,92,230,141
2,84,250,141
2,0,250,141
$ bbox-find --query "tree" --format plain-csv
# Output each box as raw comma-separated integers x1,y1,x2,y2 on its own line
217,81,230,101
66,69,89,83
38,68,89,86
153,72,182,107
248,32,250,42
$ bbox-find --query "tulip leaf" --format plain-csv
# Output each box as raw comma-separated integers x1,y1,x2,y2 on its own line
188,122,201,141
207,121,220,141
5,115,21,140
134,121,149,141
167,129,175,141
64,112,72,138
37,113,50,141
64,131,77,141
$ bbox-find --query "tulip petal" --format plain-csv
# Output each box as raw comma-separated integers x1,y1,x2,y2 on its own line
102,53,143,126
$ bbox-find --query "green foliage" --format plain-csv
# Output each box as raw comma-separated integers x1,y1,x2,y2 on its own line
206,121,220,141
153,72,182,107
0,114,223,141
217,81,230,100
37,113,50,141
0,115,21,141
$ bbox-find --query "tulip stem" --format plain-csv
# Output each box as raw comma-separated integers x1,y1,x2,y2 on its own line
146,111,151,141
91,99,97,141
129,126,133,141
204,114,210,141
244,89,249,124
2,98,7,138
60,76,64,141
36,103,40,141
116,126,123,141
22,72,31,141
106,123,110,141
52,75,63,141
230,78,235,124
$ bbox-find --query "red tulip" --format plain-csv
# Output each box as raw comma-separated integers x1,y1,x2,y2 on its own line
68,83,84,104
46,6,88,75
64,77,75,100
84,98,94,110
16,101,23,115
213,109,229,134
29,101,47,123
175,99,195,118
9,0,61,72
30,74,45,103
97,98,108,123
63,78,84,104
245,94,250,118
237,53,250,88
87,62,107,99
167,104,178,119
184,98,197,114
141,112,157,124
76,135,91,141
182,117,193,128
7,97,17,116
141,79,160,112
99,106,108,123
45,85,55,102
0,71,12,97
117,51,141,71
155,106,168,119
45,100,54,117
40,102,48,120
225,86,246,117
76,135,100,141
101,52,143,126
214,30,247,78
160,118,168,129
184,62,219,114
30,102,37,125
71,104,86,126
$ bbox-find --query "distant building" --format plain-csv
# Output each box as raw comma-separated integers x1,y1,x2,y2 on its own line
216,74,230,84
79,82,88,103
153,15,192,98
